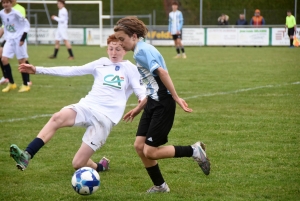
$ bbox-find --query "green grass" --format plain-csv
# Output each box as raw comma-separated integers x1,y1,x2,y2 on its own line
0,45,299,201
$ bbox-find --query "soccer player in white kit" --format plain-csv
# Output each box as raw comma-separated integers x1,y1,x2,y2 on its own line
49,0,74,60
9,34,146,173
0,0,31,92
168,1,186,59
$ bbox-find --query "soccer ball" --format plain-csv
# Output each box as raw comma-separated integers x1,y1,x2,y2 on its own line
71,167,100,195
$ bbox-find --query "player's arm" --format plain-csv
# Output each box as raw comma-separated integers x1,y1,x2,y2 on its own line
0,27,4,38
19,59,100,76
155,67,192,113
123,98,147,122
178,12,184,31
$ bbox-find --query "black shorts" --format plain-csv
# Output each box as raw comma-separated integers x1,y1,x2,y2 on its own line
136,95,176,147
288,28,295,37
1,40,6,47
172,33,182,40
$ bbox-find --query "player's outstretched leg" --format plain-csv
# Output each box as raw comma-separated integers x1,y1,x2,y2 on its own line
99,157,110,171
10,144,31,171
147,183,170,193
192,141,210,175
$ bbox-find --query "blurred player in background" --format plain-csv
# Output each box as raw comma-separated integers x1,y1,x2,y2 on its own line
49,0,74,60
0,0,31,92
0,0,31,88
10,34,146,173
114,16,210,193
168,1,186,59
285,10,297,48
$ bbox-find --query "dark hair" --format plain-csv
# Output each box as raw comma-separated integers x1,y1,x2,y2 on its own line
2,0,13,3
287,10,291,13
114,16,148,38
172,1,179,6
57,0,65,5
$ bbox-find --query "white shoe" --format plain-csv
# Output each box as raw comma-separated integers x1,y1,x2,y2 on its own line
146,183,170,193
0,77,8,85
192,141,210,175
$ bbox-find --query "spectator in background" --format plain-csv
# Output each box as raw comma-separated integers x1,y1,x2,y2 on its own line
285,10,297,48
236,14,247,25
218,14,229,25
168,1,186,59
250,9,265,26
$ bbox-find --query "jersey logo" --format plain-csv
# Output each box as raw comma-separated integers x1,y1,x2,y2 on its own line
103,74,124,89
6,24,16,33
115,66,120,71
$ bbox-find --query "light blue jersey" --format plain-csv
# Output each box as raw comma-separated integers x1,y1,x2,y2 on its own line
168,10,184,34
133,41,169,101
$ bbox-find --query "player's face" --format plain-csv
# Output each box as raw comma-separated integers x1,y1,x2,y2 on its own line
57,2,64,9
172,4,178,11
2,1,12,10
107,41,126,63
287,12,291,16
115,31,137,51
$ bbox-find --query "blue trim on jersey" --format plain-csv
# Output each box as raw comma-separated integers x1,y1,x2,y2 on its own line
134,41,169,101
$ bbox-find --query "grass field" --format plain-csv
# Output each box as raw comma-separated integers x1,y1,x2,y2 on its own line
0,45,299,201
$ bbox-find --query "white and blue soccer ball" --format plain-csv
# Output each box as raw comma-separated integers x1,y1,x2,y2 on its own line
71,167,100,195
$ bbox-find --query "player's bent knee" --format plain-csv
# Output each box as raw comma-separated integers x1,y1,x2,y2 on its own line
143,148,157,160
72,160,83,170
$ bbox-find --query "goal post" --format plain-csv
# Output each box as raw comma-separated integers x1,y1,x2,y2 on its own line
17,0,110,47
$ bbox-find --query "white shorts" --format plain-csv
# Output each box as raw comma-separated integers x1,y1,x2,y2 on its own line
2,38,28,59
64,103,114,151
55,28,68,41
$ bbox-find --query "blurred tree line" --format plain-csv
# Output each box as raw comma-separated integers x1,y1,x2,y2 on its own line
23,0,298,26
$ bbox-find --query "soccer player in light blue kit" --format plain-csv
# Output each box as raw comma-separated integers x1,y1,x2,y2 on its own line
168,1,186,59
114,16,210,193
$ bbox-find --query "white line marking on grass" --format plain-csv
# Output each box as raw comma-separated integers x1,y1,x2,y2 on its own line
0,114,53,123
184,82,300,100
1,82,299,123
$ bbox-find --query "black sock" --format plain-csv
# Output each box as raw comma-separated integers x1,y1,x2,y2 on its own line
3,64,14,83
21,73,29,85
0,59,5,77
176,48,180,54
25,138,45,159
146,163,165,186
53,48,59,57
290,39,293,46
96,163,104,172
68,49,74,57
174,146,193,157
25,60,30,82
181,47,185,53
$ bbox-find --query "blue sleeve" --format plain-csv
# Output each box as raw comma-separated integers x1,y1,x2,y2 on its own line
262,18,265,25
250,18,253,25
135,49,160,76
179,12,184,30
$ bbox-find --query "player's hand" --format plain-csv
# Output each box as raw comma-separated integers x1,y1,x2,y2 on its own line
173,97,193,113
51,15,56,20
123,108,142,123
18,63,36,74
19,41,24,46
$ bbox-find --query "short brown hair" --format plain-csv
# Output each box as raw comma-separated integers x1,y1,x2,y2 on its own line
114,16,148,38
107,34,119,45
2,0,13,3
57,0,65,5
172,1,179,5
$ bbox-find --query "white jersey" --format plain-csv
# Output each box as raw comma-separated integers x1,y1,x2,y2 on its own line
53,7,68,28
0,8,30,40
35,57,146,124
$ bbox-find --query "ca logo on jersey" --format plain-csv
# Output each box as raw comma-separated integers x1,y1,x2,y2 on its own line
103,74,124,89
6,24,16,33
